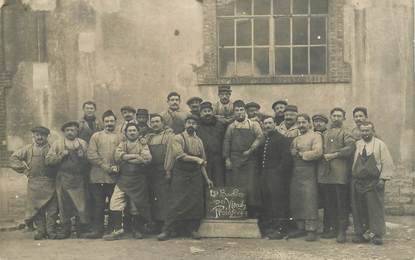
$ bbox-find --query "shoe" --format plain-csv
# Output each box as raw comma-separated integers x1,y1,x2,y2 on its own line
286,229,307,239
34,231,46,240
191,231,201,240
157,232,170,241
132,230,143,239
305,232,317,242
352,234,369,244
336,231,346,243
321,229,337,239
266,230,284,240
103,229,126,241
80,231,103,239
371,236,383,245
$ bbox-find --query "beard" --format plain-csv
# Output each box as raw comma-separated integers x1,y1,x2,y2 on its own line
201,115,215,125
186,126,196,135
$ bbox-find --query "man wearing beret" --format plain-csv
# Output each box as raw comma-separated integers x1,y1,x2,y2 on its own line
277,105,300,140
83,110,122,239
197,101,227,186
318,108,355,243
115,106,138,135
78,101,103,143
10,126,58,240
46,121,89,239
160,92,191,134
272,100,288,126
223,100,264,217
352,107,369,141
187,97,203,118
213,85,234,125
136,108,152,137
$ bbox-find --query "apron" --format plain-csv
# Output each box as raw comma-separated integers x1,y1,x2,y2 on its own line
165,134,204,221
147,133,169,221
229,122,261,207
56,139,88,223
289,158,318,220
117,141,151,221
25,145,56,221
352,153,381,194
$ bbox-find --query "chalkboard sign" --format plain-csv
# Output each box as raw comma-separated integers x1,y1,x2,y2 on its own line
206,187,247,219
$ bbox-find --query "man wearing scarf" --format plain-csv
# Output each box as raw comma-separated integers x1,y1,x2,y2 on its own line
78,101,103,143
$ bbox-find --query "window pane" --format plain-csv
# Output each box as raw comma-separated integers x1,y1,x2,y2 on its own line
236,19,252,46
310,0,328,14
293,47,308,74
274,0,290,15
293,0,308,14
310,46,326,74
275,47,291,74
254,48,269,75
292,17,308,45
254,0,271,14
275,17,290,45
236,0,252,15
310,17,326,44
254,18,269,45
236,48,252,75
219,48,235,77
217,0,235,16
219,19,235,46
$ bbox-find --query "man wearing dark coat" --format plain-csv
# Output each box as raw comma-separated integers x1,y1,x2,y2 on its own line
257,116,292,239
78,101,103,143
136,108,152,137
197,101,227,187
272,100,287,126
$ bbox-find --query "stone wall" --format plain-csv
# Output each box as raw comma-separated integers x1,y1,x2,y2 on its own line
385,168,415,215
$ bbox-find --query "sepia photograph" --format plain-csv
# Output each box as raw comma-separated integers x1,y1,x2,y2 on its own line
0,0,414,259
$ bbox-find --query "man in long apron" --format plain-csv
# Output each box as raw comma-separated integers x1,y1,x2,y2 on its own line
160,92,190,134
46,121,89,239
351,121,394,245
104,123,153,240
257,116,292,239
146,113,174,232
318,108,355,243
197,101,227,187
10,126,58,240
223,100,263,217
158,115,213,241
289,114,323,242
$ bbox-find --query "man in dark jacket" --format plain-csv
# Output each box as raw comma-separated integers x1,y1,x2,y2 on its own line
257,116,292,239
78,101,103,143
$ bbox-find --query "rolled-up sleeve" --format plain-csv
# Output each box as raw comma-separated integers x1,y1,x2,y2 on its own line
164,135,184,172
114,143,126,163
45,141,63,166
9,146,28,173
139,144,152,164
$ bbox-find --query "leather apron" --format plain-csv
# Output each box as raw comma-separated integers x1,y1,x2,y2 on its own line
352,153,381,194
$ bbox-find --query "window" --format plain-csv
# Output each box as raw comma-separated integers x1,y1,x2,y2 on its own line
217,0,328,78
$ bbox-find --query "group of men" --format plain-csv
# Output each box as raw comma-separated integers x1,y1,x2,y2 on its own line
10,85,394,246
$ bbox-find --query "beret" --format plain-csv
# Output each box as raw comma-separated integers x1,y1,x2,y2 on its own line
31,126,50,135
186,97,203,106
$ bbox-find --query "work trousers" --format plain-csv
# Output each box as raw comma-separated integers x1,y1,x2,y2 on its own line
89,183,115,233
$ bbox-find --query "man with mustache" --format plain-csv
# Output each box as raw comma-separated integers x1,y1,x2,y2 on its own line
10,126,58,240
277,105,300,140
78,101,103,143
187,97,203,118
351,107,369,141
116,106,138,135
272,100,287,126
160,92,190,134
145,114,174,232
158,115,213,241
136,108,152,137
312,114,329,134
318,108,355,243
289,114,323,242
245,102,266,129
214,85,234,124
46,121,89,239
197,101,227,187
351,121,394,246
223,100,264,217
257,116,292,239
83,110,121,239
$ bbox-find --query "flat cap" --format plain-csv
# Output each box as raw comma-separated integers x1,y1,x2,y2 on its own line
61,121,80,131
31,126,50,135
200,101,213,110
233,100,245,108
245,102,261,110
136,109,149,116
218,85,232,93
272,100,288,110
186,97,203,106
284,105,298,113
312,114,329,123
120,106,136,113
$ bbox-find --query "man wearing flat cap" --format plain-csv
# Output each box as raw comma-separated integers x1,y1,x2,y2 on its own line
160,92,191,134
352,107,369,141
116,106,138,135
46,121,89,239
272,100,288,126
197,101,227,186
10,126,58,240
214,85,234,125
246,102,266,128
187,97,203,118
136,108,152,137
318,108,355,243
312,114,329,134
223,100,264,217
277,105,300,140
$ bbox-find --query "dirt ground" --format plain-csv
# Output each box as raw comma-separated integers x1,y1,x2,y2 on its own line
0,216,414,260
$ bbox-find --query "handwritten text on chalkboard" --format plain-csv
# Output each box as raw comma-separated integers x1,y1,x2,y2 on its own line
206,187,247,219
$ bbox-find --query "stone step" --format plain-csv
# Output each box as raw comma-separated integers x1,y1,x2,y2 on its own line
198,219,261,238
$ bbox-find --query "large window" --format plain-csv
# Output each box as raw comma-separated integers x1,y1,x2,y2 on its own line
217,0,328,78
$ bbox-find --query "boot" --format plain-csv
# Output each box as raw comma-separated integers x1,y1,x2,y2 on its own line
102,211,125,241
305,231,317,242
352,234,369,244
131,215,144,239
321,228,337,239
102,228,126,241
266,229,285,240
56,222,71,240
157,232,170,241
371,235,383,245
336,230,347,243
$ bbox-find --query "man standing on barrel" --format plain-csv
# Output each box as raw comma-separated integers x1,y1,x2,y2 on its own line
158,115,213,241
